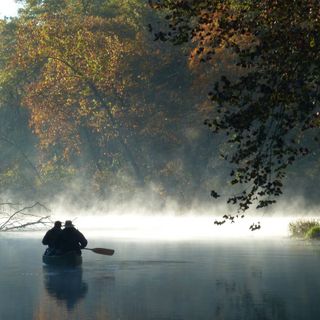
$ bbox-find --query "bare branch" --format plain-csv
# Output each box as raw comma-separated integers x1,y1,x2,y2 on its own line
0,202,51,232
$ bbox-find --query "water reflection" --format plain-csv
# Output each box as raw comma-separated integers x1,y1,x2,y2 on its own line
43,266,88,310
213,278,288,320
1,236,319,320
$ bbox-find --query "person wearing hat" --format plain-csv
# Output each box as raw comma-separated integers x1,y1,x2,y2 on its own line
42,221,62,254
55,220,88,255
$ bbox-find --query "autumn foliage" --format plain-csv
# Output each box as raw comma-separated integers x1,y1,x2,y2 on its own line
0,0,211,204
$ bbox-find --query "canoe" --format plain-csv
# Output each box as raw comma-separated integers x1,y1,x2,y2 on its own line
42,251,82,266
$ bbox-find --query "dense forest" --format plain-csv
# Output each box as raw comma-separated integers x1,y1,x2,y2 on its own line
0,0,319,213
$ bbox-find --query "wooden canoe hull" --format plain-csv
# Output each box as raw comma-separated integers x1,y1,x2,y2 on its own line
42,251,82,266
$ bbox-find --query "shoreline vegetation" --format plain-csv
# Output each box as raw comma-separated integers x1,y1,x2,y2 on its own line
289,219,320,240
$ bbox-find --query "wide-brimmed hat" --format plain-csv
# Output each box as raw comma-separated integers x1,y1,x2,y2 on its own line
64,220,74,228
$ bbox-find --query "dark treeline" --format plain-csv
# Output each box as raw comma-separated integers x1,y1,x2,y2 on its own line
0,0,319,212
150,0,320,212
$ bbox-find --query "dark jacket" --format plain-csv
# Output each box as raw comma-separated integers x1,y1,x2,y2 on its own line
55,227,88,254
42,227,62,248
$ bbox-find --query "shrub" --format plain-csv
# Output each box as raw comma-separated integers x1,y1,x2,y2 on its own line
306,226,320,239
289,219,320,238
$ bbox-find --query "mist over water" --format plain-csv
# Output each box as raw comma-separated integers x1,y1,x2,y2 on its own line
2,229,320,320
36,192,320,241
3,186,317,239
46,206,290,241
71,215,292,239
2,196,319,320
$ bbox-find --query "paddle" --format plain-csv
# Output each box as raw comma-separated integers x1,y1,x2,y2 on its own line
83,247,115,256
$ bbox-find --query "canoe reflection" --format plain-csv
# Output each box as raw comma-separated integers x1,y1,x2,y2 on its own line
43,266,88,310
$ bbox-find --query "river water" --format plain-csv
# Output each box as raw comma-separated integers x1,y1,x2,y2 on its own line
0,232,320,320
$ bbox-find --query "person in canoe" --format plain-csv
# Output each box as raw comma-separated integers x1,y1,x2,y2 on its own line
42,221,62,254
55,220,88,255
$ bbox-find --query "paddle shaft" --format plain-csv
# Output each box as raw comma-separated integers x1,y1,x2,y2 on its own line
83,247,115,256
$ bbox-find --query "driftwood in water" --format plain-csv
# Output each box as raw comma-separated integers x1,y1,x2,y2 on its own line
0,202,51,231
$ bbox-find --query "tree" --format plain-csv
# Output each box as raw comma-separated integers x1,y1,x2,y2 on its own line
150,0,320,213
0,18,42,196
14,1,150,186
8,0,208,201
2,0,229,205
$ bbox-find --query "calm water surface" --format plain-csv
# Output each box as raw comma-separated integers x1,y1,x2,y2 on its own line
0,233,320,320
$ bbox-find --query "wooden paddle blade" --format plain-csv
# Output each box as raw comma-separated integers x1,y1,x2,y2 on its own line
88,248,115,255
